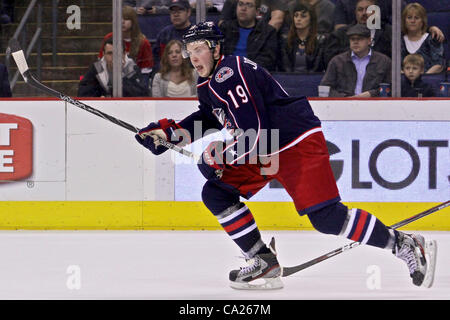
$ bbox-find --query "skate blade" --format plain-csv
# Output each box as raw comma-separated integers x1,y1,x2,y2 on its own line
230,277,284,290
422,240,437,288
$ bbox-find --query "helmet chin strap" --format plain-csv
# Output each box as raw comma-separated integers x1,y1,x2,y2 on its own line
208,58,220,78
208,47,220,78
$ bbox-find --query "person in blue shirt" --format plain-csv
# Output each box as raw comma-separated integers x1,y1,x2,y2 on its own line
152,0,192,72
135,22,436,290
320,24,391,97
218,0,278,71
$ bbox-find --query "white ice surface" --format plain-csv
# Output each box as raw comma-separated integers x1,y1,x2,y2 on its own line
0,230,448,300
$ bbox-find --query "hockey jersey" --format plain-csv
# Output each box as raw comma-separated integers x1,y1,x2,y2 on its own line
178,55,321,165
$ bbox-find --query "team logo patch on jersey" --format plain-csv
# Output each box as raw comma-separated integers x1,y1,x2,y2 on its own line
215,67,234,83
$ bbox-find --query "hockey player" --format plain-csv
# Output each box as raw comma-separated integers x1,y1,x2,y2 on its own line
135,22,437,290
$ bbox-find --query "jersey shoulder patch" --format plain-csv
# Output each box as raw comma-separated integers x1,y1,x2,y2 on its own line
215,66,234,83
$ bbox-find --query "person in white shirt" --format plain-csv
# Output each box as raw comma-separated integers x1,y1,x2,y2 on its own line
400,2,444,74
152,40,198,97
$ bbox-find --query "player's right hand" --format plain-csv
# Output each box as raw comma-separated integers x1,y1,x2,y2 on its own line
135,118,180,155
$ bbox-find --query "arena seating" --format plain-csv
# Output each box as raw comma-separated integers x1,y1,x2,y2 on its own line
137,1,449,98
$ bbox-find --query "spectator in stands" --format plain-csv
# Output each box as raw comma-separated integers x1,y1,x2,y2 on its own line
401,2,444,74
323,0,391,66
287,0,335,35
332,0,445,43
401,54,436,97
333,0,405,31
219,0,289,32
0,62,12,97
320,24,391,97
153,0,193,71
219,0,278,71
99,6,154,88
190,0,226,12
281,2,326,72
79,38,148,97
123,0,172,14
152,40,198,97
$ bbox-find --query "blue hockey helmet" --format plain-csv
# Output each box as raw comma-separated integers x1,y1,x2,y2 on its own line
182,21,224,58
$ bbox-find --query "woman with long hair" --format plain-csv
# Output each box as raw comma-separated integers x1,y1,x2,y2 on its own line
401,2,444,74
151,40,197,97
281,2,326,72
99,6,154,86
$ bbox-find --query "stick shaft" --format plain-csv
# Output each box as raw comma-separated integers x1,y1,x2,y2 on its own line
23,71,197,160
281,200,450,277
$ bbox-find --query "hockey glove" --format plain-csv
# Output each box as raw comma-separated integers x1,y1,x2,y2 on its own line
135,118,182,155
198,140,235,180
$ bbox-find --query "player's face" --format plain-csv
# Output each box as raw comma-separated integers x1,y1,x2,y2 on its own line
404,63,423,82
293,10,310,30
186,41,215,77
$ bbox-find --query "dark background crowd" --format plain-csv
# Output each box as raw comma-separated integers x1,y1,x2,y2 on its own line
0,0,449,98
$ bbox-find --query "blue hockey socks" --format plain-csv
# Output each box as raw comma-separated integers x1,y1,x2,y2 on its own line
307,202,397,250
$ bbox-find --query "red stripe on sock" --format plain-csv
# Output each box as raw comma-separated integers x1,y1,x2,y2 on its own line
350,210,368,241
223,214,254,233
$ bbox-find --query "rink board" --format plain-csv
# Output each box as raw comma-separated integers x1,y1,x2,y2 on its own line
0,98,449,230
0,201,448,230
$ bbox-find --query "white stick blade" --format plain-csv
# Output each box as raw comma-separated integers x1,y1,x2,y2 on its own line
8,38,29,78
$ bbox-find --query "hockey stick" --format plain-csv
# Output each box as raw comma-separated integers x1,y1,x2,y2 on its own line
281,200,450,277
7,38,199,161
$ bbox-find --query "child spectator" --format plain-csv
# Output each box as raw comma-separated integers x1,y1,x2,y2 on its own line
401,54,436,97
151,40,198,97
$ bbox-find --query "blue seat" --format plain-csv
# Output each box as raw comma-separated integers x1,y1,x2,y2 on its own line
272,72,324,97
421,73,446,90
405,0,450,13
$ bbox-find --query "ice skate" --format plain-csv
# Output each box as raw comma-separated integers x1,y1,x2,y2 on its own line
229,237,283,290
393,232,437,288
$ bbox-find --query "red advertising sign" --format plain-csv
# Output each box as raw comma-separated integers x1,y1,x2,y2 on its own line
0,113,33,181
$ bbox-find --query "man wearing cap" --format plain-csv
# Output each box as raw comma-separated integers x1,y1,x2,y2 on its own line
324,0,392,66
320,23,391,97
153,0,193,71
